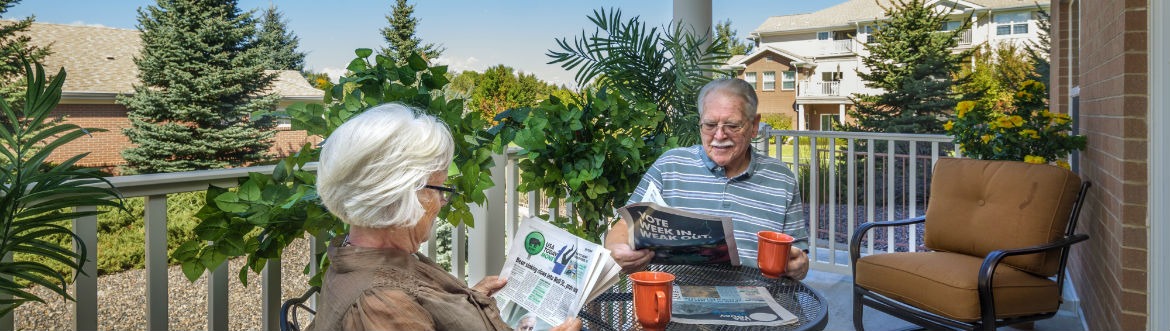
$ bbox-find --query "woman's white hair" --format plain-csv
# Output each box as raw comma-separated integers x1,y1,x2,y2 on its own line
316,103,454,229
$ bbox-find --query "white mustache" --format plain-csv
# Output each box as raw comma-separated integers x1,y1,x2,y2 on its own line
710,140,734,148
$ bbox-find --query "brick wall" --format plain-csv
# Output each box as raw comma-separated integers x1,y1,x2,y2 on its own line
46,104,318,175
1052,1,1149,330
742,53,799,123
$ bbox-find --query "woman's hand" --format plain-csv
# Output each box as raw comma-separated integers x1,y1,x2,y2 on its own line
609,243,653,274
549,317,582,331
471,276,507,296
784,247,809,280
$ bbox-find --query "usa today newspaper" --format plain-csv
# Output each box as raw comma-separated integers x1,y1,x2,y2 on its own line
497,217,620,329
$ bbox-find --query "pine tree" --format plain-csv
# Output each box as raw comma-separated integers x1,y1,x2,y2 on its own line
844,0,971,134
380,0,444,64
0,0,50,103
255,4,305,71
714,19,753,55
118,0,278,174
1025,5,1051,86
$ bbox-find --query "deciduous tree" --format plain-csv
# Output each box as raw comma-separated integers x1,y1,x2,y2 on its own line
119,0,278,174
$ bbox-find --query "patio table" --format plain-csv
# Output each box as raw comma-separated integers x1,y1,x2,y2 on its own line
577,264,829,331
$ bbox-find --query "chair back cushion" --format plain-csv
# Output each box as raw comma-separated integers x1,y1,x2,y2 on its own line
924,158,1081,276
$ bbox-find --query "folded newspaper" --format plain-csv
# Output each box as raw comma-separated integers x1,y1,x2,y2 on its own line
619,202,741,266
497,217,621,329
672,285,799,326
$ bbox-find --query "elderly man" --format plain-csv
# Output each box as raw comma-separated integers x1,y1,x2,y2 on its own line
604,78,810,279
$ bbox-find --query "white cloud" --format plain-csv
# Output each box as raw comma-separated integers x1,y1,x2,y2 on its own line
432,56,482,74
319,67,348,83
67,21,110,28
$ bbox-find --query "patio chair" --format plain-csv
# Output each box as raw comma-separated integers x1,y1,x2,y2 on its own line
279,286,320,331
849,158,1090,331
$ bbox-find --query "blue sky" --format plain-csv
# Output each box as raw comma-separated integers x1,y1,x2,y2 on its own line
8,0,847,86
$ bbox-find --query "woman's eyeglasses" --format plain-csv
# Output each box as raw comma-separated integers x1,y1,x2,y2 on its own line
424,185,458,203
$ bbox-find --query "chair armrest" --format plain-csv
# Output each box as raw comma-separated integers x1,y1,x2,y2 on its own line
849,216,926,267
974,233,1090,326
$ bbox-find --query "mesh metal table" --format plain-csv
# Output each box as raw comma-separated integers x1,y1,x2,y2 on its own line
577,264,828,331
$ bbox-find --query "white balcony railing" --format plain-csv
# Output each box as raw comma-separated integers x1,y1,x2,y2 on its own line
958,29,973,45
800,80,841,97
28,131,954,330
823,39,853,54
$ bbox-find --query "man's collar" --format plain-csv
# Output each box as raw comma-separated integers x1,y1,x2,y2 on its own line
698,145,757,179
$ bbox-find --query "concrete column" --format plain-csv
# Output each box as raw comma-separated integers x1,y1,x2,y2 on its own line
796,104,806,131
673,0,713,40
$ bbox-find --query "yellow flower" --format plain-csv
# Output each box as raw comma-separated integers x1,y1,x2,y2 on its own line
981,134,994,143
1020,129,1039,139
1056,160,1070,169
1053,113,1071,125
1024,155,1046,164
956,101,975,118
944,121,954,131
1009,115,1024,127
995,116,1015,129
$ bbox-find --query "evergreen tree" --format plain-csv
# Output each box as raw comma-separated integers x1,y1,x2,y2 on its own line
844,0,971,134
714,19,753,55
119,0,278,174
0,0,50,103
380,0,444,64
255,4,305,71
1025,5,1051,86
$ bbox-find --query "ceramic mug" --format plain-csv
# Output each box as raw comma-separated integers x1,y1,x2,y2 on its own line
630,271,674,331
758,231,795,278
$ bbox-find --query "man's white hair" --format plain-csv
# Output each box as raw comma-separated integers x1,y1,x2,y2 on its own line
317,103,454,229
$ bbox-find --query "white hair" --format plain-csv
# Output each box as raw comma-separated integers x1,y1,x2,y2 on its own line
697,78,759,119
316,103,454,229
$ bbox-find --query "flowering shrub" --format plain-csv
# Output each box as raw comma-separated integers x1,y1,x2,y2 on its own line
945,80,1086,168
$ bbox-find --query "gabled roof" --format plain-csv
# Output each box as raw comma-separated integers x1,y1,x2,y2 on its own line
752,0,1049,35
16,21,322,100
727,45,812,67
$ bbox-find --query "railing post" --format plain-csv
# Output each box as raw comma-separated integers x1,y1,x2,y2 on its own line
145,195,169,331
262,258,281,331
73,206,98,331
208,260,229,330
467,153,508,284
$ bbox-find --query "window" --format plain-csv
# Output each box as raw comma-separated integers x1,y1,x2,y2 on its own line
744,72,757,90
861,25,877,43
817,31,830,40
762,71,776,91
781,71,796,90
820,114,840,131
994,12,1030,36
939,21,961,31
821,72,843,81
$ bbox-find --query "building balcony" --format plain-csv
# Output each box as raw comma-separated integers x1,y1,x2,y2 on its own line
799,80,841,97
20,130,1086,330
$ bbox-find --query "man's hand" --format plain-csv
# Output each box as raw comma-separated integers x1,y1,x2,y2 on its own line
550,317,582,331
471,276,507,296
784,247,809,280
609,243,653,274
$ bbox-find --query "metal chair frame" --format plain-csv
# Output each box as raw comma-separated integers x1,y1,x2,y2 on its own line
279,286,320,331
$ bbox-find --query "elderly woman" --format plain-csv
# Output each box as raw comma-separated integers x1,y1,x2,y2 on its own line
308,103,580,330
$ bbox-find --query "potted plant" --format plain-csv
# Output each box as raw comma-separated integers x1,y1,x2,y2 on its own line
945,80,1087,166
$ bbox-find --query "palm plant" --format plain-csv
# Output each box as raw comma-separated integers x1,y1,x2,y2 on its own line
0,62,123,315
547,8,732,146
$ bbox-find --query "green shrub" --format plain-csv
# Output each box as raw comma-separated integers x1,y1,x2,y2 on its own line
760,113,794,131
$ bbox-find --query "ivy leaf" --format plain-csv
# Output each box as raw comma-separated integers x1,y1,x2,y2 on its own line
213,192,246,213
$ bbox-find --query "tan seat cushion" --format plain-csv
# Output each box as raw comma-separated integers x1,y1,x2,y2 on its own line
924,158,1081,276
855,252,1060,322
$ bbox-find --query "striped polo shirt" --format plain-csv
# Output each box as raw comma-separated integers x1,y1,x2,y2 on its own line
625,145,808,268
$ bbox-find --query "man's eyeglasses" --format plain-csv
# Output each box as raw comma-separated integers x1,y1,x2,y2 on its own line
424,185,458,203
700,121,746,134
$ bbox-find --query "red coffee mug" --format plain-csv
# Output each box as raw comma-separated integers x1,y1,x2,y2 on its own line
630,271,674,331
757,231,794,278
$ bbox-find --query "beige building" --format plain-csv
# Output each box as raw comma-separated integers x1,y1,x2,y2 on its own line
734,0,1050,131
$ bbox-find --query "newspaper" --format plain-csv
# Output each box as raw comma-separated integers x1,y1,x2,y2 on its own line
497,217,621,329
619,202,740,266
671,285,799,326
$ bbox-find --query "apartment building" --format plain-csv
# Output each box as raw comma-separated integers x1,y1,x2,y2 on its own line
730,0,1050,131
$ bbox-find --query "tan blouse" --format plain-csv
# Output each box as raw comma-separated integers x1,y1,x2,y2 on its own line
307,239,511,331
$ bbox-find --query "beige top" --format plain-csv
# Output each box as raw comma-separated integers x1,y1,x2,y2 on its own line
307,238,511,331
